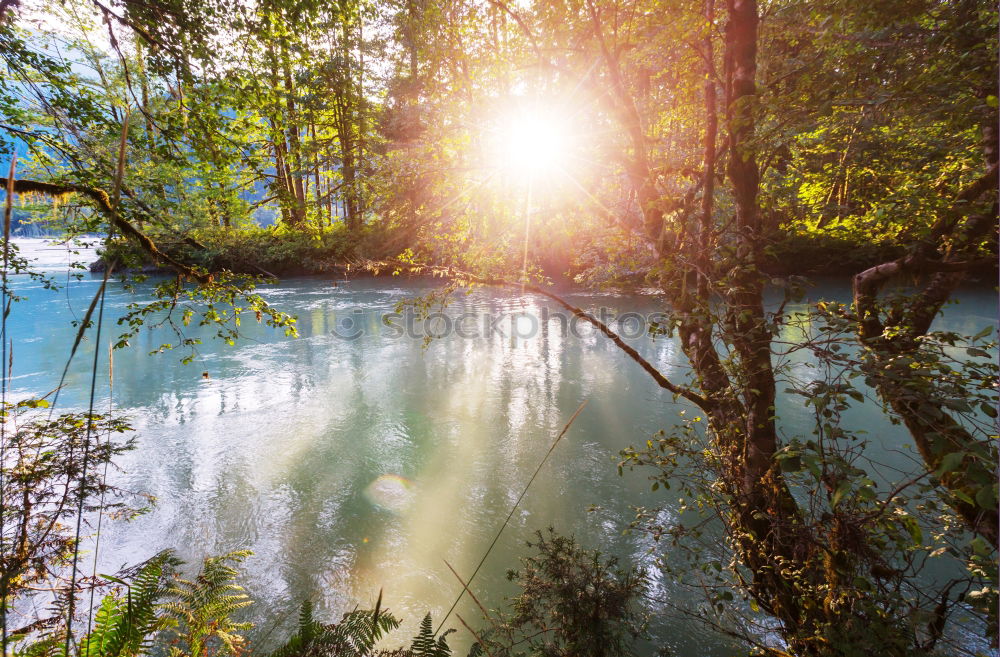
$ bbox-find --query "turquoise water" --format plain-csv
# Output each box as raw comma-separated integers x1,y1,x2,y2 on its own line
6,239,997,654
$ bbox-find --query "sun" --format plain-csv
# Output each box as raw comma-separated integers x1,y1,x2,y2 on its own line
492,107,573,180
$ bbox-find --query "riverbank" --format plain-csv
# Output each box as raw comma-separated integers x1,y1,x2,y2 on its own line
90,225,377,278
89,226,998,283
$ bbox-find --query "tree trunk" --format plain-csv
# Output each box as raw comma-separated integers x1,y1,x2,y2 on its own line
282,50,307,225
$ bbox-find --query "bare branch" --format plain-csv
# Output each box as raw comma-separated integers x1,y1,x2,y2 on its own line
358,259,709,409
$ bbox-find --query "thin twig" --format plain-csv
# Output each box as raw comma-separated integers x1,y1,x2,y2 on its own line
359,259,708,409
443,560,495,623
434,400,588,635
456,614,496,657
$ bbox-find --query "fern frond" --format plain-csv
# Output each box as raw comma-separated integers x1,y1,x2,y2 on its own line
266,597,402,657
264,601,330,657
162,551,254,657
12,634,64,657
77,549,176,657
409,614,452,657
330,607,401,655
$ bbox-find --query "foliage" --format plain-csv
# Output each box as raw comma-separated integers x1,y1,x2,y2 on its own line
9,551,177,657
9,552,437,657
408,614,452,657
73,551,181,657
620,296,998,653
265,601,329,657
0,402,138,637
471,530,647,657
160,552,254,657
265,598,457,657
103,224,389,278
111,270,298,364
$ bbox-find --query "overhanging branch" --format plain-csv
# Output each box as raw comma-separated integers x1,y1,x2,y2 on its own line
359,259,709,410
0,177,210,284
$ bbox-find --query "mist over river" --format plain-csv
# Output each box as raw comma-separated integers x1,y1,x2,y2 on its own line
8,239,997,655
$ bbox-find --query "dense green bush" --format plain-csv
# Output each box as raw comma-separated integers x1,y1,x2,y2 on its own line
180,226,361,276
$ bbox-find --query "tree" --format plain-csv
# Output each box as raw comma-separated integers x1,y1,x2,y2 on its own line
378,0,997,652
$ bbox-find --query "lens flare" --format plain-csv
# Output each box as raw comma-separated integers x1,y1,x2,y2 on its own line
363,474,415,514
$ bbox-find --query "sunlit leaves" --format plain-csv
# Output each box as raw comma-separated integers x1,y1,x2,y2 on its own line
115,272,297,363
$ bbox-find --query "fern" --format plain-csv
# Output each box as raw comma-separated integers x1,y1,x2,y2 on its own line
11,635,63,657
77,551,178,657
266,601,330,657
409,614,452,657
298,600,318,646
11,551,177,657
161,551,254,657
329,609,400,655
266,593,402,657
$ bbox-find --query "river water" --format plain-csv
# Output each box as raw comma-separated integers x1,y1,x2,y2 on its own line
7,239,997,654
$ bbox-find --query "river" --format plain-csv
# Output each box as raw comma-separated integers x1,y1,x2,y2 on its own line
6,239,997,655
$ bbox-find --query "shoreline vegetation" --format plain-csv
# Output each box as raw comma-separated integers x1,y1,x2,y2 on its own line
87,227,999,282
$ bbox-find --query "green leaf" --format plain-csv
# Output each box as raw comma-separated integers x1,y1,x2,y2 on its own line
778,454,802,473
831,480,852,508
975,485,998,511
970,536,991,556
936,451,965,477
953,489,975,506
